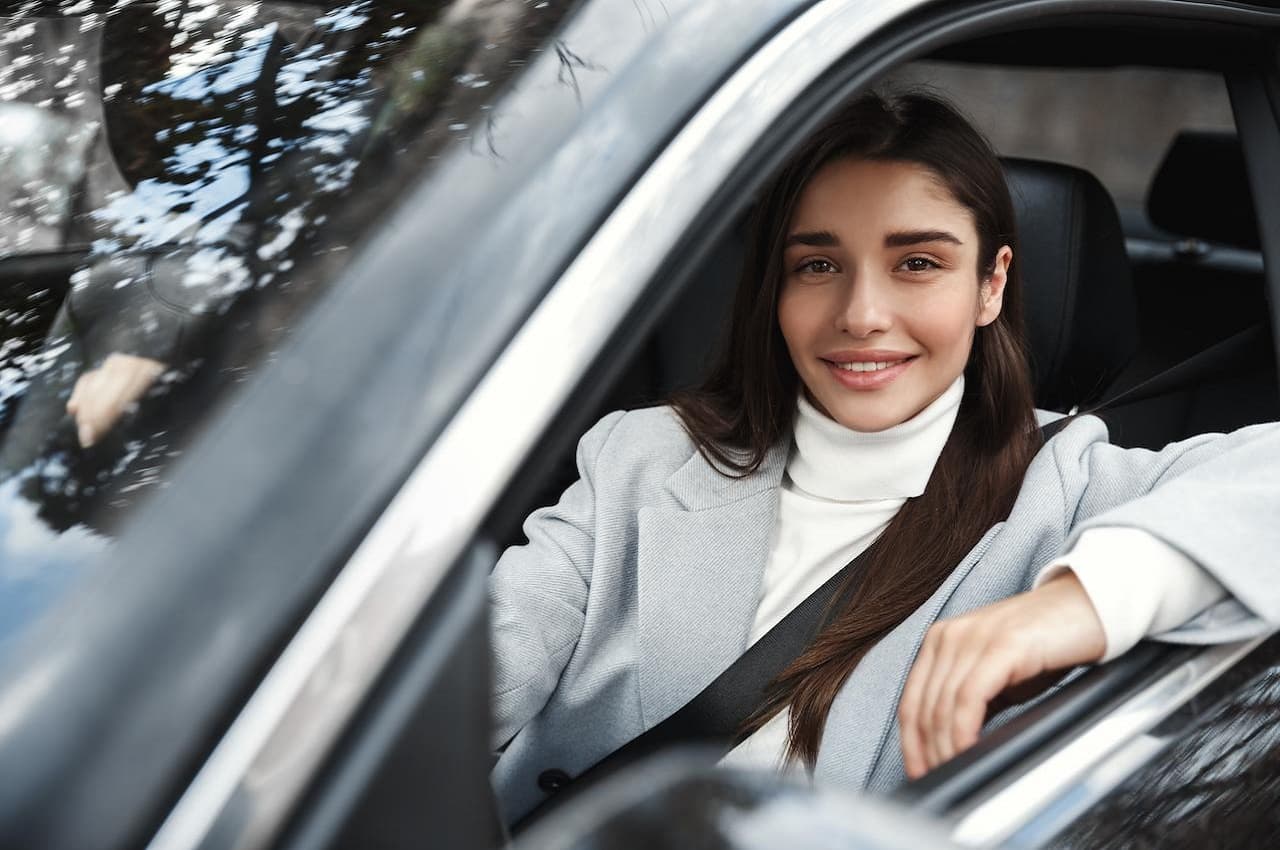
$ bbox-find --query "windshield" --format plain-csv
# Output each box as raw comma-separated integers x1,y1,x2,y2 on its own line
0,0,588,642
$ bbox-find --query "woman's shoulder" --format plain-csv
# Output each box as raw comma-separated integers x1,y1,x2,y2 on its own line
577,404,701,480
1027,411,1280,498
1020,413,1111,493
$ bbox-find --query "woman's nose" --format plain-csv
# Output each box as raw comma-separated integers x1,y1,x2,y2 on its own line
837,275,893,337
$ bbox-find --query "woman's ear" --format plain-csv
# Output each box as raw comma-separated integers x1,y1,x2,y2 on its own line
977,245,1013,327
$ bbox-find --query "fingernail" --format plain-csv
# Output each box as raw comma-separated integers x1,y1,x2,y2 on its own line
79,424,95,448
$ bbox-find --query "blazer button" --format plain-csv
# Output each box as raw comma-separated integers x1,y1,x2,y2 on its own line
537,768,571,794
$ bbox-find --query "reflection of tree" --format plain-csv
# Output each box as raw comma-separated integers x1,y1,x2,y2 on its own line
553,40,600,103
1051,649,1280,849
0,0,585,537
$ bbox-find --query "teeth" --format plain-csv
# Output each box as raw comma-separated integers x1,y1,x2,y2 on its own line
835,360,905,372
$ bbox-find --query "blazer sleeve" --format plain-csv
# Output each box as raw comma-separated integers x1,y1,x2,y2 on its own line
488,409,627,749
1058,418,1280,644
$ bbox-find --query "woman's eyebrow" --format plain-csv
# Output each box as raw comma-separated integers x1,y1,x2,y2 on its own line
884,229,963,247
785,230,839,248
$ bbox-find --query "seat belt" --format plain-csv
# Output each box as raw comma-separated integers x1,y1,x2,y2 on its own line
1090,321,1270,411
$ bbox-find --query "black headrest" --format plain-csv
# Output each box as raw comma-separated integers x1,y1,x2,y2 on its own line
1004,158,1138,411
1147,131,1259,250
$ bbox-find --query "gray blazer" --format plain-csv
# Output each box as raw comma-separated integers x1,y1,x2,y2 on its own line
490,406,1280,823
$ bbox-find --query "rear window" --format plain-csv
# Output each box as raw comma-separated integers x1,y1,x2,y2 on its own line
885,61,1235,209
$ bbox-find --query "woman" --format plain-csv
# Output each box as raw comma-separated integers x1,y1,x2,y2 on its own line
489,91,1280,823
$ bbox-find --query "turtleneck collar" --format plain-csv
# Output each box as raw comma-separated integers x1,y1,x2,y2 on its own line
786,376,964,502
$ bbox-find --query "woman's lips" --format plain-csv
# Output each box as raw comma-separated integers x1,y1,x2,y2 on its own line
822,356,916,390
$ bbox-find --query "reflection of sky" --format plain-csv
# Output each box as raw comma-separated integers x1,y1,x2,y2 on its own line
0,477,109,650
87,11,374,250
315,2,370,34
92,167,251,246
145,23,276,100
89,23,278,249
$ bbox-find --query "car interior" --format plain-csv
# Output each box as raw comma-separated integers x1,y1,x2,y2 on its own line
475,11,1280,845
490,69,1277,551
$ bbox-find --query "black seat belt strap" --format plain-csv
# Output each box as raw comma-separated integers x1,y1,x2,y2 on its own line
1092,322,1270,411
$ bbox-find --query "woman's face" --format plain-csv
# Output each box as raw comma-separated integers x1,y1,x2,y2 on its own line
778,157,1011,432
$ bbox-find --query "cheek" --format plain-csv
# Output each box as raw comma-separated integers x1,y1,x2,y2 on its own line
913,289,981,359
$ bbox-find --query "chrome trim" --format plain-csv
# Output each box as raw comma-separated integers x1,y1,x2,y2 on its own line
146,1,928,848
950,635,1270,848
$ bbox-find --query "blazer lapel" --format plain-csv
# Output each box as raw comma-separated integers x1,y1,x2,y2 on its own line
635,441,787,728
813,520,1008,790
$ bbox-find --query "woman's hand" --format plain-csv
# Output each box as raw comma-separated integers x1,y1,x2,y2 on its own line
898,572,1106,779
66,353,167,448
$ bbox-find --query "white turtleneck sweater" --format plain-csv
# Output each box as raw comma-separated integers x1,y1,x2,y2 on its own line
720,376,1226,772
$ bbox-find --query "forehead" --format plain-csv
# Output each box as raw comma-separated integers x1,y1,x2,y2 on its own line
789,158,976,236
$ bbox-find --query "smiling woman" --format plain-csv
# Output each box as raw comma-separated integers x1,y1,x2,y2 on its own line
672,91,1044,773
778,158,1012,431
488,90,1280,827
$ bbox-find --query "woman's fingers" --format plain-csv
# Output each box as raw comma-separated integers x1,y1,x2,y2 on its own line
948,642,1020,755
898,574,1108,777
898,625,937,779
931,629,993,765
920,623,959,768
906,622,1021,774
66,372,84,416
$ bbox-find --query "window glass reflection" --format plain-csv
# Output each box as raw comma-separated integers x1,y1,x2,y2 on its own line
1051,643,1280,848
0,0,587,640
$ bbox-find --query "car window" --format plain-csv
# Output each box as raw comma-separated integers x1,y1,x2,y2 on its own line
0,0,604,643
885,61,1235,210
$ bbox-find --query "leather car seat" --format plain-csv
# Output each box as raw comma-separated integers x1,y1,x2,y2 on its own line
1002,158,1139,412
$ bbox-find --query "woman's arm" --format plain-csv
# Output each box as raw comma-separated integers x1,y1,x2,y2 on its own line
898,419,1280,778
1034,527,1228,662
489,410,625,750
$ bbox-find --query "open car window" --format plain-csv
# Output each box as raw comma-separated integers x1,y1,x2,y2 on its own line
481,8,1280,843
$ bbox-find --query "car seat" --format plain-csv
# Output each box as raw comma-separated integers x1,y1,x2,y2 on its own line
1100,130,1278,448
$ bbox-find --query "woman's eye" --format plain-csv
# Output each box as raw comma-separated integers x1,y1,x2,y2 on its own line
799,259,836,274
901,256,939,272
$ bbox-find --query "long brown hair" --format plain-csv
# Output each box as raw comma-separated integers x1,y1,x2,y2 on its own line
670,91,1041,766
